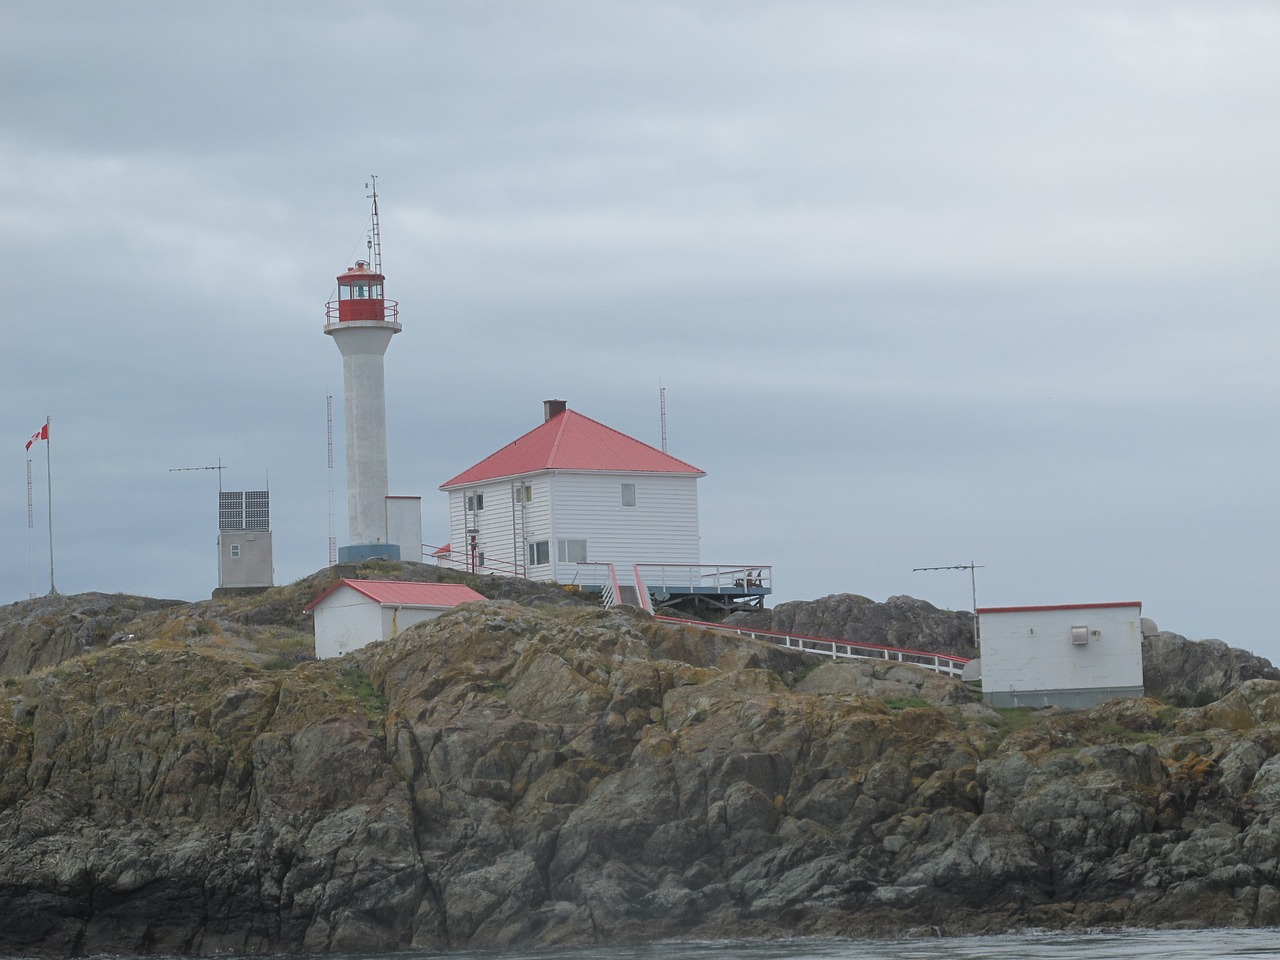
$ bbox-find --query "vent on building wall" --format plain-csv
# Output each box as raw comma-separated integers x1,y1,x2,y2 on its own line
1071,625,1089,645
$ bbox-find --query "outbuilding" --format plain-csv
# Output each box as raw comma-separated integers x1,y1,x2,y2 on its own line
306,578,486,659
976,601,1145,708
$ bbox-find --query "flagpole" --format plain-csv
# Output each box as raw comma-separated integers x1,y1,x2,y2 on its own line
45,416,56,596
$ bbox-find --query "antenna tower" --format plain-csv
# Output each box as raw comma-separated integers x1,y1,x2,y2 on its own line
327,394,337,565
366,175,383,274
913,561,984,646
660,386,668,453
26,459,34,599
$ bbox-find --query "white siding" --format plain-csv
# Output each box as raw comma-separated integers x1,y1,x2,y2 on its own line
313,593,383,659
447,478,551,575
443,470,700,585
379,605,447,642
980,605,1145,708
547,472,700,584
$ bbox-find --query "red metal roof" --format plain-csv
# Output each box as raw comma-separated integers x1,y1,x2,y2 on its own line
976,601,1141,615
305,578,486,611
440,408,705,489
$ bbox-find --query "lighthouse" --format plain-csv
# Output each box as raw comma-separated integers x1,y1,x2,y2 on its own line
325,182,410,563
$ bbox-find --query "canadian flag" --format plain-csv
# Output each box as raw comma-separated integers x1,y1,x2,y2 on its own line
25,423,48,451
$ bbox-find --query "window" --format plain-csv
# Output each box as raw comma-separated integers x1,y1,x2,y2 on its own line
621,483,636,507
514,483,533,504
528,540,550,566
466,492,484,512
557,539,587,563
230,543,241,559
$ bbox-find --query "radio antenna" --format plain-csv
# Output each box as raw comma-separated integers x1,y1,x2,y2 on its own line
326,394,337,565
365,175,383,274
169,459,226,493
659,385,668,453
913,561,983,646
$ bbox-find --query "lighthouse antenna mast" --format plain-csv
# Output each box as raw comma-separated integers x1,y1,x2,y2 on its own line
366,175,383,275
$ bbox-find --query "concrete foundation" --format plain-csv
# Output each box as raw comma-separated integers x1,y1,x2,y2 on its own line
337,543,401,563
984,685,1145,709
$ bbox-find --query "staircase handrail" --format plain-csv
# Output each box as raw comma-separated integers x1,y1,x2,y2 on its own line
631,564,654,614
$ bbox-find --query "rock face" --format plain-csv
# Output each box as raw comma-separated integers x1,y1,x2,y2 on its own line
0,592,184,678
728,594,1280,710
4,592,1280,955
1143,632,1280,706
725,593,978,658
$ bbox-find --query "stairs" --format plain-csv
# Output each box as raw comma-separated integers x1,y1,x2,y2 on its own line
597,563,653,613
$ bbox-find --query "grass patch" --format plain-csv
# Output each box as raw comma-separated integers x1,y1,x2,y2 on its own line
262,652,313,671
882,696,931,712
980,706,1047,754
338,668,388,721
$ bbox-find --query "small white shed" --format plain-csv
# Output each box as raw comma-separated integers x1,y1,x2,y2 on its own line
977,601,1145,708
306,578,486,659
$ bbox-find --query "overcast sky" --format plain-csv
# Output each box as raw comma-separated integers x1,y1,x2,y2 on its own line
3,2,1277,660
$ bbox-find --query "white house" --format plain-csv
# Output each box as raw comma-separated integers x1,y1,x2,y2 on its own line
306,578,486,659
438,400,706,588
976,601,1145,708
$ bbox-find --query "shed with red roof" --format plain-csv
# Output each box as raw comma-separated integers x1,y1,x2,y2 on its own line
439,400,705,588
306,578,486,659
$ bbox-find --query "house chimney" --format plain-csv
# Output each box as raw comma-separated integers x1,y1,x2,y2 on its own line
543,399,567,422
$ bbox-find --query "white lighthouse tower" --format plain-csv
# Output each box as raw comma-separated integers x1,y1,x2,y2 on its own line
325,181,410,563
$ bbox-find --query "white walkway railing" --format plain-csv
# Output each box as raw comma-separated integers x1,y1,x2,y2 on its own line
654,615,970,678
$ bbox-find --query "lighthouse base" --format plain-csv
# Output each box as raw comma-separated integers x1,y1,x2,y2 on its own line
338,543,402,563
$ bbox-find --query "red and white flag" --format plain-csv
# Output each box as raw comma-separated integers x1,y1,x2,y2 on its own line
25,423,48,451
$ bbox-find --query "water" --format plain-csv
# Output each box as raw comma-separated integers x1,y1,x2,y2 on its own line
347,928,1280,960
7,930,1278,960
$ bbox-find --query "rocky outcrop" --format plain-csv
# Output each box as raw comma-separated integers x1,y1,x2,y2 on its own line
4,593,1280,954
1143,632,1280,707
0,592,184,678
0,562,588,681
725,593,977,658
729,594,1280,711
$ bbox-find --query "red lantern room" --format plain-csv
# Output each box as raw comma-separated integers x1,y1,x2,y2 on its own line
326,259,399,324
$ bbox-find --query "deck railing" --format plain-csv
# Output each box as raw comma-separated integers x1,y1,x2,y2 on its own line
636,563,772,594
425,544,526,578
571,562,621,606
655,615,970,678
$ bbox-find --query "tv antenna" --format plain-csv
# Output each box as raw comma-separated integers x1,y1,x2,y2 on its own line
913,561,983,646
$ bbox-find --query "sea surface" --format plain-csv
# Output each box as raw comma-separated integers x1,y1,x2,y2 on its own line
408,929,1275,960
113,929,1274,960
7,930,1280,960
